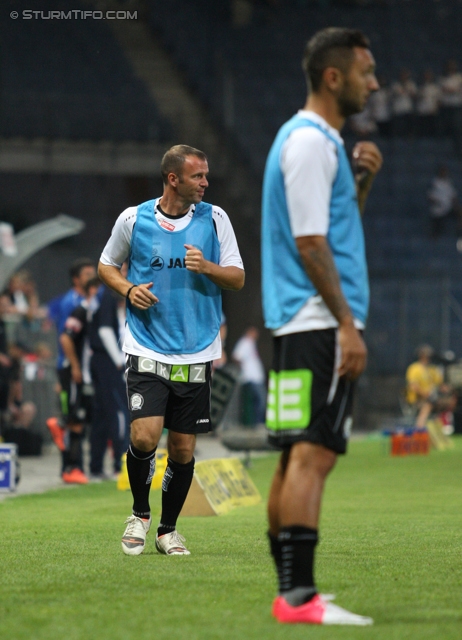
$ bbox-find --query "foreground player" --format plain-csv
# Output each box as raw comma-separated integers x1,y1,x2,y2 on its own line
99,144,244,556
261,28,382,625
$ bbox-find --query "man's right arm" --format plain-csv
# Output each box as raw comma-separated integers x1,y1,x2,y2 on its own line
99,207,158,310
295,235,367,380
98,263,158,310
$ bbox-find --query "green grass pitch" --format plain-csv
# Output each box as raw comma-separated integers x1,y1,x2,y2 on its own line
1,437,461,639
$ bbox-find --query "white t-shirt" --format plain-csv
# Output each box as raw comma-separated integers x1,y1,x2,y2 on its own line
349,105,378,136
416,82,441,116
274,110,364,336
391,80,417,115
439,72,462,107
100,199,244,364
428,177,457,217
368,87,391,122
232,336,265,384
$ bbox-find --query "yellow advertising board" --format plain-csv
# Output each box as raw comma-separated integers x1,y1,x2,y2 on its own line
180,458,261,516
118,452,261,517
117,448,168,491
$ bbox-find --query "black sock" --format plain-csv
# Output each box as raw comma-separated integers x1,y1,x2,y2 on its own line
278,525,319,606
268,531,283,590
157,457,195,536
126,443,156,519
68,430,84,470
61,450,69,474
60,430,70,474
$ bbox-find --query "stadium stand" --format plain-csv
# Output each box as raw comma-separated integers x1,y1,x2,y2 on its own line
149,0,462,172
149,0,462,373
0,0,172,142
3,0,462,430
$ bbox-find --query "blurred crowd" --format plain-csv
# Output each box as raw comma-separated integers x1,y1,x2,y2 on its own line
0,270,52,452
348,60,462,141
0,259,128,482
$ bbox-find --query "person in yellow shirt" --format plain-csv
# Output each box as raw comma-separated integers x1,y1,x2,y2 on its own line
406,344,443,408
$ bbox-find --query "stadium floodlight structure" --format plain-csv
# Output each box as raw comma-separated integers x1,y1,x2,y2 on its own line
0,214,85,292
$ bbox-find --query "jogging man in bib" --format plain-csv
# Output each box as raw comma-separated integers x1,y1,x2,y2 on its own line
99,145,244,556
261,28,382,625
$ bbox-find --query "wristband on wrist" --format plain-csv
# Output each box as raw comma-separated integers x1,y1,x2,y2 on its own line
126,284,137,300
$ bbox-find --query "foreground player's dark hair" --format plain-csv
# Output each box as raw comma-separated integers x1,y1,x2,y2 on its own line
303,27,370,93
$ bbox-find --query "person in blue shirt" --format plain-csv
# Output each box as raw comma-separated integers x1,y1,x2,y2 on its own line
261,28,382,626
99,145,245,556
46,257,96,484
88,284,128,480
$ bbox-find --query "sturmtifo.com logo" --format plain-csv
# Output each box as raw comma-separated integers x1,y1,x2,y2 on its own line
10,10,137,20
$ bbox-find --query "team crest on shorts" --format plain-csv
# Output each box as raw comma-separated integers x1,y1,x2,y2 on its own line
130,393,144,411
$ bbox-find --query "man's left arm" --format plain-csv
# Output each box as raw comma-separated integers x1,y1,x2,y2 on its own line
183,244,245,290
352,141,383,214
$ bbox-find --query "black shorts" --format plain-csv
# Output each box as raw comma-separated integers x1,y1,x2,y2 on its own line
267,329,355,454
126,355,212,434
58,367,91,426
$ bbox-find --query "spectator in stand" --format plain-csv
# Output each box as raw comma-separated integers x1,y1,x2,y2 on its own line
5,342,37,431
438,59,462,141
3,272,28,315
232,326,266,428
368,74,392,137
406,344,443,412
33,341,54,364
46,257,96,484
88,284,129,480
415,382,457,435
391,68,417,136
0,340,42,455
348,102,378,137
2,270,47,328
416,69,441,136
427,164,460,238
0,302,37,439
0,295,12,432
